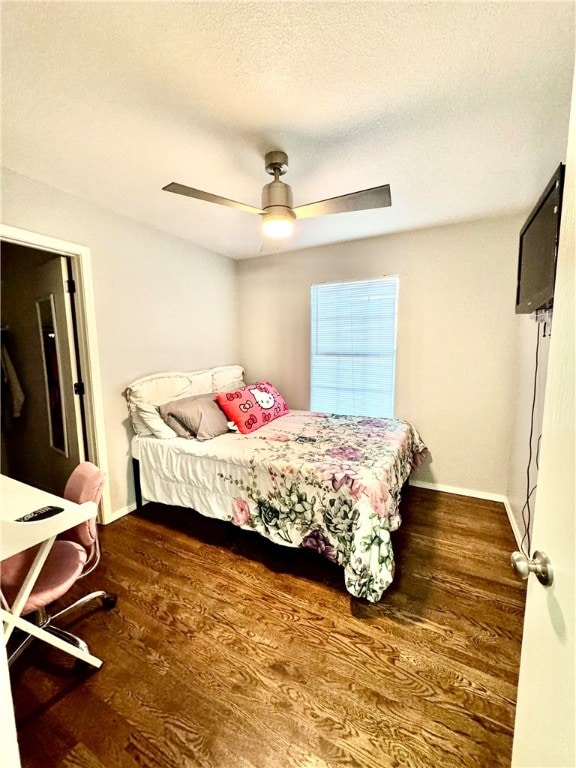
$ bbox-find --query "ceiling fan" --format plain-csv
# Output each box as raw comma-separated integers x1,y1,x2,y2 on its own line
163,151,392,239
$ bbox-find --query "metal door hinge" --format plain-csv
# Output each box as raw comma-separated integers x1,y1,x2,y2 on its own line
66,279,76,293
74,382,85,396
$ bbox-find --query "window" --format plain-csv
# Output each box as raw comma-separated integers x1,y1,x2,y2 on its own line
310,276,398,418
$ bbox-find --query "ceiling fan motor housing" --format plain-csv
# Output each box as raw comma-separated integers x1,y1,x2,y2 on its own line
262,180,295,219
262,150,295,220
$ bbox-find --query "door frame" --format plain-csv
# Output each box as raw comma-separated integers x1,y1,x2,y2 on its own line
0,224,111,523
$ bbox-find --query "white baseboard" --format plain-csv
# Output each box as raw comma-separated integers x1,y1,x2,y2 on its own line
408,479,505,502
408,479,522,547
502,497,524,549
102,502,137,525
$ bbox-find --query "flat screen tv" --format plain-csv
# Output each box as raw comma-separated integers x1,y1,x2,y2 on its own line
515,163,565,314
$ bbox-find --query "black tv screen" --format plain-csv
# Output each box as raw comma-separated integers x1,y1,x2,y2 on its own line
516,163,565,314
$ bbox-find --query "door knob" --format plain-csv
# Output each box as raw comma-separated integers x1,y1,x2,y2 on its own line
510,550,553,586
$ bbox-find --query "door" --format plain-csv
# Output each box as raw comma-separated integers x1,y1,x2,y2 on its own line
34,257,86,488
511,71,575,766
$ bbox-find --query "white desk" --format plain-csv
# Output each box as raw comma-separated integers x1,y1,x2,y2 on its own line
1,475,102,668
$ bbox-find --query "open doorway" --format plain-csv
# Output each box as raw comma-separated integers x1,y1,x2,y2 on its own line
0,225,110,521
1,242,88,493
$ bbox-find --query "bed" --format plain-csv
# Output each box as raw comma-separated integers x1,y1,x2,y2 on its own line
125,366,427,602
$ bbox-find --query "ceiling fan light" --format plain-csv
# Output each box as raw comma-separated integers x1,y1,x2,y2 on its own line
262,216,293,239
261,207,295,239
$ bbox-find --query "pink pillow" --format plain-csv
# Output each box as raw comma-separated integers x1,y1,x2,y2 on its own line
216,381,289,434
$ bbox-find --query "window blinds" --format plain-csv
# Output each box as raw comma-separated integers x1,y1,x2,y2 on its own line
310,277,398,418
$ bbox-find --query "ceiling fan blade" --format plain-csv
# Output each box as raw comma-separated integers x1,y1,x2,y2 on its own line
163,182,264,215
293,184,391,220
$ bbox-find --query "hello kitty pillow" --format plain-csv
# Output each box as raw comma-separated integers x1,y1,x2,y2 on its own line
215,381,290,434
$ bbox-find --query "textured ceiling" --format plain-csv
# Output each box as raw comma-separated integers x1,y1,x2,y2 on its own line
2,2,574,259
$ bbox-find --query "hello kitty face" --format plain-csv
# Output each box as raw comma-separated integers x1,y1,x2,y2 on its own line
249,387,275,409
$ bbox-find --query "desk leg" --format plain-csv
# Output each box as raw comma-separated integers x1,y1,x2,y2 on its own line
1,608,103,668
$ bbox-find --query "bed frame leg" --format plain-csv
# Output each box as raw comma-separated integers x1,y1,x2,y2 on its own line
132,458,142,510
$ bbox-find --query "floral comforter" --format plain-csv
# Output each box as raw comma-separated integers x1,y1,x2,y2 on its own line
136,410,427,602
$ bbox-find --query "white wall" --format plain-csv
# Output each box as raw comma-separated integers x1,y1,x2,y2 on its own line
1,169,239,514
237,215,524,497
506,315,551,546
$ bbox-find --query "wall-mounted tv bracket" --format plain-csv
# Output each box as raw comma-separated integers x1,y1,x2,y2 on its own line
511,550,554,587
534,307,553,337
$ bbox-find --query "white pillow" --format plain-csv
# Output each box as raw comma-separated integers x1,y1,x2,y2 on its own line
125,370,213,437
131,401,178,439
212,365,245,392
124,366,244,438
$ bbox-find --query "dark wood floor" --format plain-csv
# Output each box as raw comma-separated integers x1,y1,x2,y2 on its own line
9,487,526,768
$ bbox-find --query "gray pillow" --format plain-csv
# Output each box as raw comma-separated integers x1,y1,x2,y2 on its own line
158,394,229,441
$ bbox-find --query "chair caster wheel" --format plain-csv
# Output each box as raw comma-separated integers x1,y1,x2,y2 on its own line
102,594,117,610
